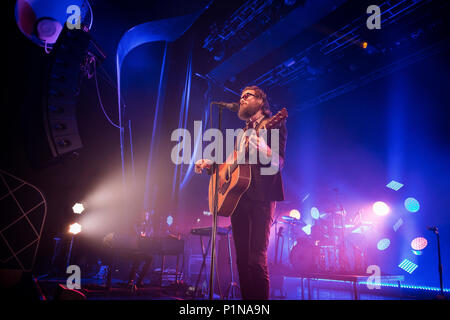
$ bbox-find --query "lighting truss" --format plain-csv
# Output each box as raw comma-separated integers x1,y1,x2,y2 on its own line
252,0,433,90
296,36,449,111
319,0,431,55
203,0,275,53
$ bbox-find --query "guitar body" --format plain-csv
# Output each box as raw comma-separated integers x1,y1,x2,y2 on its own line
208,108,288,218
208,161,251,217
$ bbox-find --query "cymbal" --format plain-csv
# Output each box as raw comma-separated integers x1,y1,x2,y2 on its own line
314,239,335,247
280,216,306,226
333,224,355,229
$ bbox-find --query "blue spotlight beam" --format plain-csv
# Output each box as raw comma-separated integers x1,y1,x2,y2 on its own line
115,11,205,212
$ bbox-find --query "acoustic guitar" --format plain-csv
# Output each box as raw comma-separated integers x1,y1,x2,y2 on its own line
208,108,288,217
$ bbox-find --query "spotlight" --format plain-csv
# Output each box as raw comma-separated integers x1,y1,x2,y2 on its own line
398,259,418,274
404,197,420,213
393,218,403,232
67,222,82,267
411,237,428,251
302,224,312,235
386,180,404,191
36,18,63,43
69,222,82,235
310,207,320,219
360,42,379,54
15,0,93,49
72,203,84,214
372,201,390,216
289,209,301,220
377,238,391,251
167,215,173,226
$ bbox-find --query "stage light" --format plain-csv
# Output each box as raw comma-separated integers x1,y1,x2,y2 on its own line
167,215,173,226
398,259,418,274
203,211,211,216
69,223,82,235
412,250,423,256
372,201,390,216
302,224,312,235
404,197,420,213
72,203,85,214
15,0,93,48
386,180,404,191
393,218,403,232
411,237,428,251
377,238,390,251
361,41,368,49
310,207,320,219
289,209,301,220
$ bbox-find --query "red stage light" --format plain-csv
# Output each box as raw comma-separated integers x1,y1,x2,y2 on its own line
411,237,428,251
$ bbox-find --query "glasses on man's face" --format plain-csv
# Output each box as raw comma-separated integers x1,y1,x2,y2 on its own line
240,92,257,101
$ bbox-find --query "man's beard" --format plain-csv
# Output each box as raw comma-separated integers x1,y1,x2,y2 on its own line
238,104,259,120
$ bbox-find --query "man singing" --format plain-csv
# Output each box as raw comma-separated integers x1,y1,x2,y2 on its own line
195,86,287,300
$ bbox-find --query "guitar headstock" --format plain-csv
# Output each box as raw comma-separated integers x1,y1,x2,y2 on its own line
265,108,288,129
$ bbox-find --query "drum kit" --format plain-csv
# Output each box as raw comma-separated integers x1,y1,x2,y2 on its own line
273,206,373,274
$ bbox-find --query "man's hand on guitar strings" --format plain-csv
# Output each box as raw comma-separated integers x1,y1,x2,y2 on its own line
194,159,213,174
248,134,272,161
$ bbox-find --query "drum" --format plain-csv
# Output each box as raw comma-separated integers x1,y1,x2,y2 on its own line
289,238,317,274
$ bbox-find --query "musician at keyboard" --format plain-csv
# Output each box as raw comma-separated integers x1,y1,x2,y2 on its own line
195,86,287,300
126,210,155,289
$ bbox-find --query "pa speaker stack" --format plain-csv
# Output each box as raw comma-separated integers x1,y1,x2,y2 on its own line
43,26,91,159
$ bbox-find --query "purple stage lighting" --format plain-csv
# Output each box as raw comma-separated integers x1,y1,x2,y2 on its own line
372,201,390,216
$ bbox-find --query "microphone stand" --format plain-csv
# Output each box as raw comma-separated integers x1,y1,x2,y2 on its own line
429,227,445,298
208,103,223,300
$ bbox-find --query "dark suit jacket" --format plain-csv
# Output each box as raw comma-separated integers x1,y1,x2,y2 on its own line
244,116,287,202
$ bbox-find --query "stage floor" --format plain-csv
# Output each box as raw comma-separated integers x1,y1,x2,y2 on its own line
33,276,443,300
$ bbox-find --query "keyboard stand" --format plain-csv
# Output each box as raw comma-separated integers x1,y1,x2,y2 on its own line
225,227,239,299
193,234,212,298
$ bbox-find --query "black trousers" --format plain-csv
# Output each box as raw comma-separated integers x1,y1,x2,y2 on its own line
128,252,153,285
231,193,276,300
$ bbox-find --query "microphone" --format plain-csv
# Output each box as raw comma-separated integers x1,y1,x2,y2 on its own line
211,101,240,112
427,226,438,233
